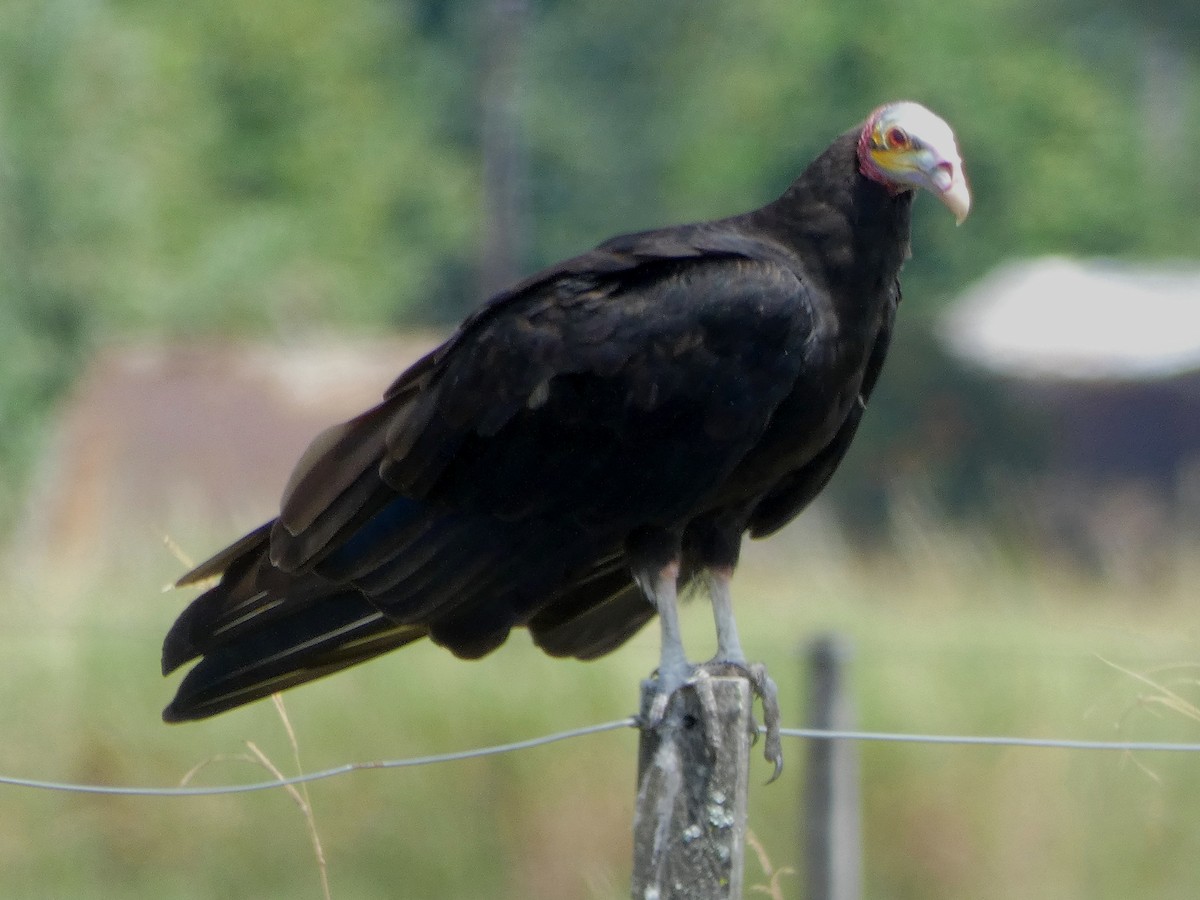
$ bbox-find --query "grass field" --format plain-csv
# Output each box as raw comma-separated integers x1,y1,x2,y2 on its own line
3,519,1199,899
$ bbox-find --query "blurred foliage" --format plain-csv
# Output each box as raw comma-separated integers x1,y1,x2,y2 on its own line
0,0,1198,526
831,323,1054,540
7,539,1200,898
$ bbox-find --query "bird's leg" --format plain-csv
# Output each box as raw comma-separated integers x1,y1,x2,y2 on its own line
639,559,691,727
636,556,782,779
703,566,784,781
708,566,746,664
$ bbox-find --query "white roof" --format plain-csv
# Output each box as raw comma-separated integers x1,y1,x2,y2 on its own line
940,257,1200,380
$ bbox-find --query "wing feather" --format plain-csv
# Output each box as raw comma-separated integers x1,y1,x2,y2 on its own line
164,225,824,720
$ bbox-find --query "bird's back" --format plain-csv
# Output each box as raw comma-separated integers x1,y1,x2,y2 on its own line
162,126,915,720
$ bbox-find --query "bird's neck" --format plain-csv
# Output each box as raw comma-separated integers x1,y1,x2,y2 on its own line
757,134,913,307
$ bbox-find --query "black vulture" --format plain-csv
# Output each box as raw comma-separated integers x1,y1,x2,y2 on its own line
162,102,970,753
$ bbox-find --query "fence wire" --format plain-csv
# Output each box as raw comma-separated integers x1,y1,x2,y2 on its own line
3,719,1200,798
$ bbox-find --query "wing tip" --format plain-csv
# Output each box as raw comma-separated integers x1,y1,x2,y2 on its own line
175,521,274,587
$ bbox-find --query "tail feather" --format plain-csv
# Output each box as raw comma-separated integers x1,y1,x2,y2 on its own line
163,508,559,718
163,531,335,675
163,593,427,722
163,493,647,720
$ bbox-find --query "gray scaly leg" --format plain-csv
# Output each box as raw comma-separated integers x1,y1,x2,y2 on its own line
705,566,784,781
637,560,690,726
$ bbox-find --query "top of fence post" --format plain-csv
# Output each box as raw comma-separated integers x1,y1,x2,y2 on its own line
631,675,753,899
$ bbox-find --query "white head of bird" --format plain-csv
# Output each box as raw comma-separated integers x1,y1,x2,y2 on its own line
857,101,971,225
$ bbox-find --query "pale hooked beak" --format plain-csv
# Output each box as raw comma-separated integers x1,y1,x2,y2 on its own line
928,160,971,225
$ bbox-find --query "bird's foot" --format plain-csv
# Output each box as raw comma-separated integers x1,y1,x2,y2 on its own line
641,659,783,782
642,661,692,730
697,658,783,782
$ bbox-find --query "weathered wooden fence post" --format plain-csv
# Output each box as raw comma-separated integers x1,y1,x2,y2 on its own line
631,676,753,899
803,633,862,900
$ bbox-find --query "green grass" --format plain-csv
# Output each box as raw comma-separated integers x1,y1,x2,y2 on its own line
3,523,1199,899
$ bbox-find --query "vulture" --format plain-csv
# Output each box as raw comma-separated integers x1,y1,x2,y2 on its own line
162,101,970,756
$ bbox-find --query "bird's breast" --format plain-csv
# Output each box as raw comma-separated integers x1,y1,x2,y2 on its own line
714,321,877,502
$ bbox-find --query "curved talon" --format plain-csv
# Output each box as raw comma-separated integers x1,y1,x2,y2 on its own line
691,659,785,781
644,688,671,729
640,662,691,730
747,662,784,783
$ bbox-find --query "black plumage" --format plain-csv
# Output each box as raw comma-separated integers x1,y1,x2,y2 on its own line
162,102,967,723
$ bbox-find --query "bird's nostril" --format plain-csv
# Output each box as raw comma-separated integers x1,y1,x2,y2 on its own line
931,161,955,191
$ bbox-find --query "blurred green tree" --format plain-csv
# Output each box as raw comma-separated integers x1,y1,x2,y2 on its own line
0,0,1196,531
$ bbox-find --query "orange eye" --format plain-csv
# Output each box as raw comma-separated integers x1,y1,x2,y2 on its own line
886,127,910,149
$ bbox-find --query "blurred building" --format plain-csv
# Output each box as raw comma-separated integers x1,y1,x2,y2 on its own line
12,335,441,575
940,257,1200,576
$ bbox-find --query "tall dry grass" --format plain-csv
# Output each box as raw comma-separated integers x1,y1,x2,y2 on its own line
1,514,1198,898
